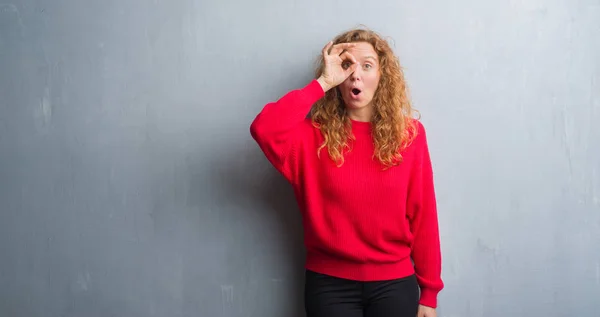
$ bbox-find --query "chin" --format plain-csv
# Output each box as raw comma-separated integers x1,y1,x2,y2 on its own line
345,102,367,110
343,98,371,109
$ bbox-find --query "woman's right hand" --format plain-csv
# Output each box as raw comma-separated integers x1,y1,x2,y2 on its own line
317,41,358,92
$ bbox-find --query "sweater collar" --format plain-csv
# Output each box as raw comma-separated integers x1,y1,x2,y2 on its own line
350,119,372,134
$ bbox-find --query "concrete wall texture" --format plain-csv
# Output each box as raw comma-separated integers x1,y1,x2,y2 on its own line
1,0,599,316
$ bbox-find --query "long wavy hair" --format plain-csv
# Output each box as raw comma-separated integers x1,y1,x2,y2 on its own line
310,28,419,168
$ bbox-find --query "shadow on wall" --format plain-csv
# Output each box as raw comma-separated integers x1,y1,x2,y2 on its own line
203,140,307,317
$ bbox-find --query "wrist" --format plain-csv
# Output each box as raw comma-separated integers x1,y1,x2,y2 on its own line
316,76,332,93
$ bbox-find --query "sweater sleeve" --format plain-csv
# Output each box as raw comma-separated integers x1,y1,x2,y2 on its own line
407,121,444,308
249,80,325,183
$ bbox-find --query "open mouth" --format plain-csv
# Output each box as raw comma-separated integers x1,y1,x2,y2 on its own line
351,88,362,96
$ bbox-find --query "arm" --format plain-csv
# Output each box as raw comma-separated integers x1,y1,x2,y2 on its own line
406,121,444,308
249,80,325,183
250,41,359,182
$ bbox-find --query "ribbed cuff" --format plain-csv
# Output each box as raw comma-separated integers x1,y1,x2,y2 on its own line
419,287,440,308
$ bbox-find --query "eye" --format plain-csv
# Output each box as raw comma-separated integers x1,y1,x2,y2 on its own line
342,61,351,69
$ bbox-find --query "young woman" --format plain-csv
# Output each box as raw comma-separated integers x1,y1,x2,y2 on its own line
250,28,443,317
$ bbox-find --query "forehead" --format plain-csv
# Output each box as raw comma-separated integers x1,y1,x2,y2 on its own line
345,42,378,61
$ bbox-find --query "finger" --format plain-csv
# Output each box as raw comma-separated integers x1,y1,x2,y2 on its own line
322,41,333,56
339,51,357,65
329,42,357,55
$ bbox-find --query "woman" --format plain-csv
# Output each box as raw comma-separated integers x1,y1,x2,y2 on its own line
250,28,443,317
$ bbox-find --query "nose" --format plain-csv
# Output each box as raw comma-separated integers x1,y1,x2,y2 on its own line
350,64,362,81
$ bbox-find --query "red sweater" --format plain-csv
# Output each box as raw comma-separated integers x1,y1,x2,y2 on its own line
249,80,444,308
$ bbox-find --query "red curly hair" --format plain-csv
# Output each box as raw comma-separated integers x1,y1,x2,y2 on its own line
310,27,419,168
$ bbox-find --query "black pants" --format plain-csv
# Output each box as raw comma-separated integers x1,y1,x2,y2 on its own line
304,270,419,317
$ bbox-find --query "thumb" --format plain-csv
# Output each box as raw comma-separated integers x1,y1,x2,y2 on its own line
345,62,359,76
416,306,425,317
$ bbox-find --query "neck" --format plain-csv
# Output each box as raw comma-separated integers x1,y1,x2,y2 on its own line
347,106,374,122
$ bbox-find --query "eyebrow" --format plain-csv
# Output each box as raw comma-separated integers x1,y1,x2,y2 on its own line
363,56,378,62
